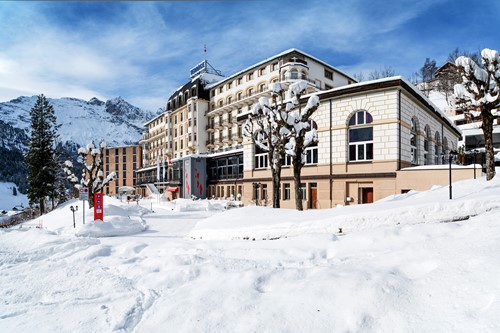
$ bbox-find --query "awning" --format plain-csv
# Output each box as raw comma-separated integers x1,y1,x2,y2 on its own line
167,186,179,192
118,186,136,194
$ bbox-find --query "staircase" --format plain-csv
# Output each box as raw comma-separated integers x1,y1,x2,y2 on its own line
146,183,160,196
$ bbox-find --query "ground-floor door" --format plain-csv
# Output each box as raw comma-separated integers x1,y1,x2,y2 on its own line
361,187,374,204
308,183,318,209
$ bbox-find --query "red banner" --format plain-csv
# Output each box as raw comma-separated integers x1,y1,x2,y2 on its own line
94,193,104,221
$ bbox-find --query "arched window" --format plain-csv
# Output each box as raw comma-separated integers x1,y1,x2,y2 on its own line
348,110,373,162
424,125,431,165
410,118,418,164
434,132,441,165
290,69,299,80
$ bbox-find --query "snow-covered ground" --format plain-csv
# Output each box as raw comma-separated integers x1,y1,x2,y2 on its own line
1,176,500,332
0,182,28,211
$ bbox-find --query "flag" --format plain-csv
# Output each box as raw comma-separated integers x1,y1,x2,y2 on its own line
156,157,160,182
162,155,166,180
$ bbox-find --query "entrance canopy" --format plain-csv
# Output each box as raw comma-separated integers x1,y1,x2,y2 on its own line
118,186,136,194
167,186,179,193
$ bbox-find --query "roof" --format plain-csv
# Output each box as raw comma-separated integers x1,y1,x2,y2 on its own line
206,48,357,89
312,76,462,136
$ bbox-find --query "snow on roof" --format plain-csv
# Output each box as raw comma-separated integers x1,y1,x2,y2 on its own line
312,76,461,135
206,48,357,89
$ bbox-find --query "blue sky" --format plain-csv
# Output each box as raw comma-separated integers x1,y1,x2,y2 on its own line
0,0,499,111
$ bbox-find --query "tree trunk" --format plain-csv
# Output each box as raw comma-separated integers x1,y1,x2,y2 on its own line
293,158,303,211
481,111,496,181
39,198,45,215
271,167,281,208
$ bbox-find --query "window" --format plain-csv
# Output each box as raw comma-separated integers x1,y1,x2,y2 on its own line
254,140,268,169
290,69,299,79
248,72,254,80
305,144,318,164
237,78,242,85
424,125,431,165
281,154,292,167
259,67,266,76
434,132,441,165
122,155,126,162
348,111,373,162
259,83,266,92
283,183,291,200
237,92,243,101
219,87,223,94
248,88,254,97
324,69,333,80
410,118,418,164
227,82,232,90
300,183,307,201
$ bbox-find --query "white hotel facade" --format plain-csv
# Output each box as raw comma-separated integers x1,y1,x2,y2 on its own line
136,49,477,208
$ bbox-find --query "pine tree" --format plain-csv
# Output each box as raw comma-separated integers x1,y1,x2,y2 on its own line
25,94,60,214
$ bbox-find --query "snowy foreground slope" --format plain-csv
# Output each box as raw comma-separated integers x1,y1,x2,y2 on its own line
1,177,500,333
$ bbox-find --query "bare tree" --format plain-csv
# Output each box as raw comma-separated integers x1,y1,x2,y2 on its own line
368,66,396,80
63,142,116,208
454,48,500,180
243,83,290,208
281,81,320,211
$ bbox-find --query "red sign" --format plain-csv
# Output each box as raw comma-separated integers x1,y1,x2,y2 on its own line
94,193,104,221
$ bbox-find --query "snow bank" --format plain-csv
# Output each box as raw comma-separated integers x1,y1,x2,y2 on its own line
75,215,147,238
190,176,500,240
171,198,234,212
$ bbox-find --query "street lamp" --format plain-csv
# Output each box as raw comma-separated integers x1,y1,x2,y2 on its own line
448,150,457,200
253,182,261,206
472,149,479,179
70,205,78,228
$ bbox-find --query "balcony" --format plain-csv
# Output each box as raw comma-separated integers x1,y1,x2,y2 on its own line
206,139,215,148
232,133,243,143
222,117,232,126
209,90,267,115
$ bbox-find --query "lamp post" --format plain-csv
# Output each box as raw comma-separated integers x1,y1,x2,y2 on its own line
253,182,261,206
473,149,478,179
449,150,457,200
70,205,78,228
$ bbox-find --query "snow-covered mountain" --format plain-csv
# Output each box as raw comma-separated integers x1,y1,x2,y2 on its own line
0,95,160,149
0,95,161,193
